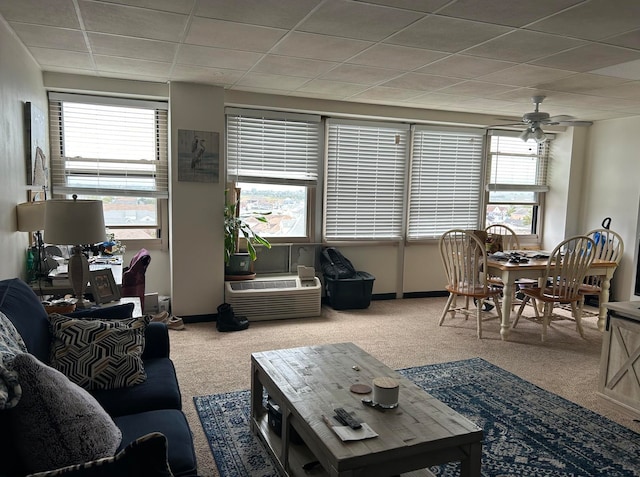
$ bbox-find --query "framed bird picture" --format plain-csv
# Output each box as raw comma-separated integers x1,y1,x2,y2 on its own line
177,129,219,183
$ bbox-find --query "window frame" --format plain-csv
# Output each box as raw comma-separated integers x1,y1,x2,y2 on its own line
483,130,553,241
48,92,169,250
407,125,486,241
225,108,322,243
324,118,410,242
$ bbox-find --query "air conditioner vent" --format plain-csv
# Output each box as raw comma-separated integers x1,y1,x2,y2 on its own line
229,280,297,291
225,275,321,322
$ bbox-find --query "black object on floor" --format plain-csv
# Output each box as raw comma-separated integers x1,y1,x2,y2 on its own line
216,303,249,332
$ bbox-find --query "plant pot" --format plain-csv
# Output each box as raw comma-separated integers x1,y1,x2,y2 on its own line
225,253,255,281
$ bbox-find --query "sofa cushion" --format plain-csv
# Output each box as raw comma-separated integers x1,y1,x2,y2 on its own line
91,357,182,417
65,303,135,320
25,432,173,477
114,410,197,477
7,353,122,474
0,278,51,363
49,314,148,390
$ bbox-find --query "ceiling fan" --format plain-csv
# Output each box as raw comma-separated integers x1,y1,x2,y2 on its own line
492,95,593,143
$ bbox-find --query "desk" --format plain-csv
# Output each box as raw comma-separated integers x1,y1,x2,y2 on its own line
487,254,618,340
31,262,123,297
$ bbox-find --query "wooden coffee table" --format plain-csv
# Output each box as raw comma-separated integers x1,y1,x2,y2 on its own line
250,342,482,477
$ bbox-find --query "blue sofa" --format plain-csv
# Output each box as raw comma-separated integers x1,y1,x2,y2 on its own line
0,278,198,477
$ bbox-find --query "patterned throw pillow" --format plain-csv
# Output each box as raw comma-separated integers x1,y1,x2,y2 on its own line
7,353,122,474
25,432,173,477
49,314,149,390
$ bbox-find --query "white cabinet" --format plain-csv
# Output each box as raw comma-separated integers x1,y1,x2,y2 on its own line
599,302,640,417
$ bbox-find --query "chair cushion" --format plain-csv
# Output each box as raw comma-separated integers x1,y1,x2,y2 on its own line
114,410,197,477
91,358,182,417
7,353,121,474
49,314,149,390
25,432,172,477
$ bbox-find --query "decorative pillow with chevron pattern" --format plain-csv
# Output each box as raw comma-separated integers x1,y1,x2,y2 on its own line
49,314,149,390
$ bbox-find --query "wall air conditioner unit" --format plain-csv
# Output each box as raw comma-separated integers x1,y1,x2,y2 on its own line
224,275,321,322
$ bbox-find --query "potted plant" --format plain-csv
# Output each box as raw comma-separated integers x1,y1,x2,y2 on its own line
224,187,271,279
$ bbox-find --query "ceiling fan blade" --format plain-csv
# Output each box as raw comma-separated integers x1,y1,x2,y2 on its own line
546,114,575,122
547,120,593,127
486,122,525,128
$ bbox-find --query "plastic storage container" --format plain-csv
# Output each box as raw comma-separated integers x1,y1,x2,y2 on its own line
324,271,375,310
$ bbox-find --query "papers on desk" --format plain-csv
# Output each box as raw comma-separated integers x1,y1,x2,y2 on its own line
321,416,378,441
489,251,550,261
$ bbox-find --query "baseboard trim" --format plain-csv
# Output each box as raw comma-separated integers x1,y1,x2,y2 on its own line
183,314,216,324
402,291,448,299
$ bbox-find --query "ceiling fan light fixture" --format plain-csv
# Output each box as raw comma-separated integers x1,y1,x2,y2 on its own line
519,128,532,142
533,126,546,143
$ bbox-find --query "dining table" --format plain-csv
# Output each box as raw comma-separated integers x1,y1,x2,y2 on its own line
486,251,618,340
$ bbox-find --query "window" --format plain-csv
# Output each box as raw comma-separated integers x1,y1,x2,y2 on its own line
408,126,484,239
484,130,551,235
226,108,321,240
325,120,409,241
49,93,168,244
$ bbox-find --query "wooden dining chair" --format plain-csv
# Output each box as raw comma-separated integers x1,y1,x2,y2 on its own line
438,229,503,339
513,235,596,341
579,228,624,311
485,224,520,252
484,224,529,307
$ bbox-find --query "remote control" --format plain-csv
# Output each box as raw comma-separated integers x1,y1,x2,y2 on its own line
333,407,362,429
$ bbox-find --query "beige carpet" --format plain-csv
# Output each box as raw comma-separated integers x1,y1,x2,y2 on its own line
169,297,640,477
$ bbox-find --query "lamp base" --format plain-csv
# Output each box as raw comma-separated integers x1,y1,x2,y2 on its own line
68,246,91,307
74,298,93,309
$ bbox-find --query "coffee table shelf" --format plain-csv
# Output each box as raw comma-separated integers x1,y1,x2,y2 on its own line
250,342,482,477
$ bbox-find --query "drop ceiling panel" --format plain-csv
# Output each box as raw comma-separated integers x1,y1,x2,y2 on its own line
2,0,639,123
386,16,511,52
77,1,189,42
195,0,321,29
297,0,423,41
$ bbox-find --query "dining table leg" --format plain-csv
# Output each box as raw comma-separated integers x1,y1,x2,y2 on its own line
598,272,614,332
500,275,514,340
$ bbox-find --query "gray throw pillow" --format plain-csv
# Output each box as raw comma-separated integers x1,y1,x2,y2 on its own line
49,314,148,390
7,353,122,474
25,432,173,477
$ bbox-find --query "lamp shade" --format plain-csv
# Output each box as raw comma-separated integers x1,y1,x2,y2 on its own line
16,201,46,231
44,199,106,245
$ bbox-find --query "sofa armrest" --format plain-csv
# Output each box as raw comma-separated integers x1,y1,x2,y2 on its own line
142,322,170,359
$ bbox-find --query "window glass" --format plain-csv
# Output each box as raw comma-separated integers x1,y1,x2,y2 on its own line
237,183,307,238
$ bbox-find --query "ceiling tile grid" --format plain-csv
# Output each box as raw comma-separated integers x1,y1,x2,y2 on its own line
1,0,640,123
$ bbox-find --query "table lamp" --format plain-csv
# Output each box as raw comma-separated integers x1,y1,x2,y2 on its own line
44,196,106,308
16,201,46,280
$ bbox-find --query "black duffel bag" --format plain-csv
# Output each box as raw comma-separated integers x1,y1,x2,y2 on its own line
320,247,357,280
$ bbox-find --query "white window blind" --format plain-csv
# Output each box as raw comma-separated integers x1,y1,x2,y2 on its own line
325,119,409,240
408,126,484,239
49,93,168,198
486,130,551,193
226,108,321,185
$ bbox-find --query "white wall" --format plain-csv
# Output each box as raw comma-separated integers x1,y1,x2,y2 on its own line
0,18,47,280
169,83,225,316
582,117,640,300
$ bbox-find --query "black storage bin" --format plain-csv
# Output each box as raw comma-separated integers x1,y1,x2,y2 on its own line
324,271,375,310
266,397,303,444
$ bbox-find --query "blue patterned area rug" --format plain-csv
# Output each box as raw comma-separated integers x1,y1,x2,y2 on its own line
193,357,640,477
